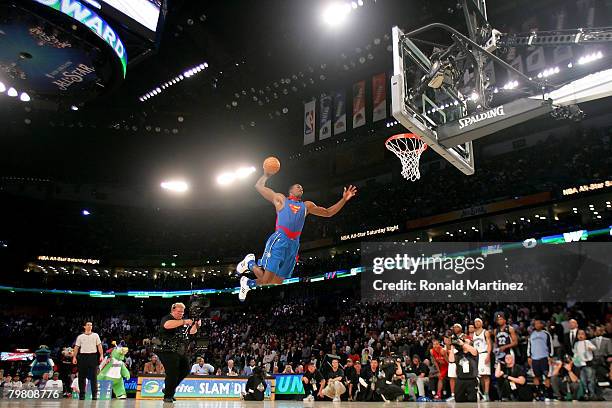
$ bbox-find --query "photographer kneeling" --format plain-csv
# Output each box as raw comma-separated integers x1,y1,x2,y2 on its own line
448,337,478,402
495,354,531,401
302,363,325,401
244,367,267,401
323,359,346,402
377,357,406,402
550,355,581,401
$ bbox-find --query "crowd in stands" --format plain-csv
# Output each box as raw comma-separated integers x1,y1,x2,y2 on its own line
1,296,610,401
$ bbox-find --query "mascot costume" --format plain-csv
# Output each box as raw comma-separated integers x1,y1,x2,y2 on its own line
29,345,55,379
97,347,130,399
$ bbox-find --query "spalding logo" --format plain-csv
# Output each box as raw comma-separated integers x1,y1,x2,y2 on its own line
458,106,505,129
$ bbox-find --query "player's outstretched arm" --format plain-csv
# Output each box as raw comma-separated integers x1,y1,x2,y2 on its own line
255,174,284,210
306,185,357,218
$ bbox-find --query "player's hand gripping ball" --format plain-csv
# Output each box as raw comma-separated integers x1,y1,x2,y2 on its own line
263,156,281,175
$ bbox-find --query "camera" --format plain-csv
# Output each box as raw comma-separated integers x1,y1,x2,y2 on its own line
188,295,211,352
451,334,466,347
189,295,210,318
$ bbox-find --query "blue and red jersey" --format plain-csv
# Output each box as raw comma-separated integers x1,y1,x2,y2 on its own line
275,195,306,240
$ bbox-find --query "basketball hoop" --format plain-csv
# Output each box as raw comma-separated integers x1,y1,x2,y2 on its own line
385,133,428,181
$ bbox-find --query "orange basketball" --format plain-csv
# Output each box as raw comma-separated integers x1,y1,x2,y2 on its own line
263,156,281,175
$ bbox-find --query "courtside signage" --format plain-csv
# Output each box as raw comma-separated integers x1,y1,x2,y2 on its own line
138,377,273,399
34,0,127,76
274,374,305,395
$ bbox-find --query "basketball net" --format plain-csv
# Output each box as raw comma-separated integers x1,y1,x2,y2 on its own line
385,134,427,181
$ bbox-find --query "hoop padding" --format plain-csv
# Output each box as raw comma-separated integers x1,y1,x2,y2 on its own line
385,133,428,181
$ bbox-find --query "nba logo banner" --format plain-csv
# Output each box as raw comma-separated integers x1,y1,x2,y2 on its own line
333,91,346,135
372,73,387,122
352,80,366,129
303,99,316,145
319,94,332,140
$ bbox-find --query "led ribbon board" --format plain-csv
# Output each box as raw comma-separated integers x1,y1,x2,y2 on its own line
34,0,127,77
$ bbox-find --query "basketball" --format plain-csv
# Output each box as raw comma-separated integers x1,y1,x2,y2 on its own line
263,156,281,175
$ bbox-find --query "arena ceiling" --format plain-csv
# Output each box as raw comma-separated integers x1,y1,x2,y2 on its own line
0,0,583,188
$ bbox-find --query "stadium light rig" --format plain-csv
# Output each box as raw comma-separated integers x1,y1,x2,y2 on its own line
161,180,189,193
0,82,32,103
217,166,256,186
140,62,208,102
322,0,367,27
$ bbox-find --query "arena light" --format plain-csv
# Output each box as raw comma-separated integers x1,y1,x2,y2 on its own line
236,166,256,179
217,172,236,186
82,210,91,216
19,92,31,102
537,67,560,79
161,180,189,193
578,51,603,65
322,3,352,27
503,80,519,90
0,82,5,93
140,61,208,102
7,87,18,97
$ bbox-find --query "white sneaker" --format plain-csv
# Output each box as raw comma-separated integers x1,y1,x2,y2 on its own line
303,395,314,402
239,276,251,301
332,397,341,402
446,396,455,402
237,253,256,274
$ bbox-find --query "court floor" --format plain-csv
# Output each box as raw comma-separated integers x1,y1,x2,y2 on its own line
0,400,610,408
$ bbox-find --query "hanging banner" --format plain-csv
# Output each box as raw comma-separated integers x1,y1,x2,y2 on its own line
372,73,387,122
352,80,366,129
319,94,332,140
303,99,316,145
333,91,346,135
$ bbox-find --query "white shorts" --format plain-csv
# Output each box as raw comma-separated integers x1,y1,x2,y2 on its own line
478,353,491,376
448,363,457,378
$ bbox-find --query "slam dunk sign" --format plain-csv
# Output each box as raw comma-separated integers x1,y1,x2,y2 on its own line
34,0,127,76
138,377,273,399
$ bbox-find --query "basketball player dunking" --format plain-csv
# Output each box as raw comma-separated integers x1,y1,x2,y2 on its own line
236,169,357,301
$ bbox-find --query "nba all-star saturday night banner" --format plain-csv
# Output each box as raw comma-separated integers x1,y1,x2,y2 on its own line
303,99,316,145
362,242,612,303
319,94,332,140
372,73,387,122
333,91,347,135
34,0,127,76
352,80,366,128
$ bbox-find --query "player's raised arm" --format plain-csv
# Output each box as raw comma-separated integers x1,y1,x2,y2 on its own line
255,174,284,210
305,185,357,218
